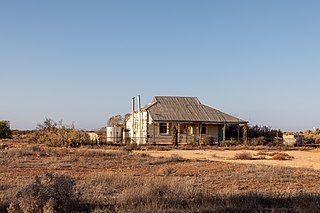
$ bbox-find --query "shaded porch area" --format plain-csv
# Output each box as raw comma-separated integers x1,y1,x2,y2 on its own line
148,122,248,145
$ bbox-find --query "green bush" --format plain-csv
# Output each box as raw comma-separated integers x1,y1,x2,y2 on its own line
0,120,12,139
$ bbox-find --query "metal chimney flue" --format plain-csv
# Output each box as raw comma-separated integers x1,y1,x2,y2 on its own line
132,97,135,115
131,97,135,141
137,95,142,144
137,95,141,113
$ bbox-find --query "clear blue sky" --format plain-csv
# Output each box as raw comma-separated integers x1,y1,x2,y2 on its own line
1,1,320,131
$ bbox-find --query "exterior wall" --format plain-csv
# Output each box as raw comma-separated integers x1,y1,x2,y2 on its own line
207,125,218,140
125,112,226,145
126,111,151,144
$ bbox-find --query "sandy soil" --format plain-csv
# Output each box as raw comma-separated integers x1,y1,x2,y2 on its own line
135,149,320,170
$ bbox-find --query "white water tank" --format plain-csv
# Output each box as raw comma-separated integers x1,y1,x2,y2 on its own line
106,127,122,143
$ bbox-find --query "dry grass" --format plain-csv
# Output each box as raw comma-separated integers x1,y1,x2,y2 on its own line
4,173,320,212
2,142,320,212
144,154,187,165
159,167,177,176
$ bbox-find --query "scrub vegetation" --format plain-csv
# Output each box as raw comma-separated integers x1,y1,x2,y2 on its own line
32,118,91,147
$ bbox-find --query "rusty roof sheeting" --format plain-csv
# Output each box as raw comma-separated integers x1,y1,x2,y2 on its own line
144,96,247,124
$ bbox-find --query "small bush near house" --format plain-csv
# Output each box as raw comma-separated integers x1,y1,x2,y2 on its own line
8,173,78,213
234,152,253,160
202,136,215,145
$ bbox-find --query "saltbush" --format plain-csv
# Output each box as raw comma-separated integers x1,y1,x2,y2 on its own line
8,173,78,213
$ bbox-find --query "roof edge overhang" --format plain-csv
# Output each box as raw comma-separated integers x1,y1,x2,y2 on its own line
151,120,248,124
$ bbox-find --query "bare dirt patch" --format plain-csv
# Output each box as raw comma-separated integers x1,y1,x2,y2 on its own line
136,149,320,170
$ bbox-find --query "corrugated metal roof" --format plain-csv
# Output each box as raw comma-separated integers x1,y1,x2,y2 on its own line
144,96,247,124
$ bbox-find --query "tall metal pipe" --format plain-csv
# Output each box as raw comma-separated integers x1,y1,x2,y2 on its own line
131,97,135,142
137,95,142,144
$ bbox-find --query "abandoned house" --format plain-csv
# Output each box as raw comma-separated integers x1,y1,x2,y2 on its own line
125,96,248,145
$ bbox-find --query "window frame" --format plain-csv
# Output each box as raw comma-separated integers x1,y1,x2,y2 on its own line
201,124,207,135
159,123,168,134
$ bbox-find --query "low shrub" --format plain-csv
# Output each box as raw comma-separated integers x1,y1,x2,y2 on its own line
234,152,253,160
3,146,48,158
160,167,177,176
168,154,185,162
33,118,91,147
8,173,78,213
202,136,215,146
272,153,294,160
255,151,294,160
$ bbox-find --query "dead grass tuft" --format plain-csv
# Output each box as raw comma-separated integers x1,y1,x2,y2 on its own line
2,146,48,158
234,152,253,160
159,167,177,176
272,152,294,160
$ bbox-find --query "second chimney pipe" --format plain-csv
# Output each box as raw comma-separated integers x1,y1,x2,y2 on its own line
137,95,141,144
132,97,135,142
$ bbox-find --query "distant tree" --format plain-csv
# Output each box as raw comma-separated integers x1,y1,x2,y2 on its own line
0,120,12,139
124,113,131,122
226,124,282,143
247,125,282,142
36,118,57,131
107,115,124,127
304,129,320,144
